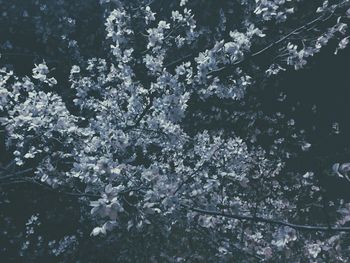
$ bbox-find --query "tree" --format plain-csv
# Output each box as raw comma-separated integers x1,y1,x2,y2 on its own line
1,0,350,261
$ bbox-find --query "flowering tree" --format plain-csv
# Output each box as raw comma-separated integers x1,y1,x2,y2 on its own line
1,0,350,261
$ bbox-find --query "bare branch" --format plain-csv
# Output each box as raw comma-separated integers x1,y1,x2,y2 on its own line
0,168,34,180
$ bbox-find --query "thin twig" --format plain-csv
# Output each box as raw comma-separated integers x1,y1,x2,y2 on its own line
164,53,192,68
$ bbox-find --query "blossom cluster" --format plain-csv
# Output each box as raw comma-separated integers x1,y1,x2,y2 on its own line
1,0,350,261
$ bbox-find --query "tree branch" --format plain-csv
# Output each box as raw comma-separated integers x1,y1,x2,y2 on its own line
0,168,34,180
208,13,328,77
210,1,350,77
125,96,154,130
187,206,350,232
0,177,100,198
